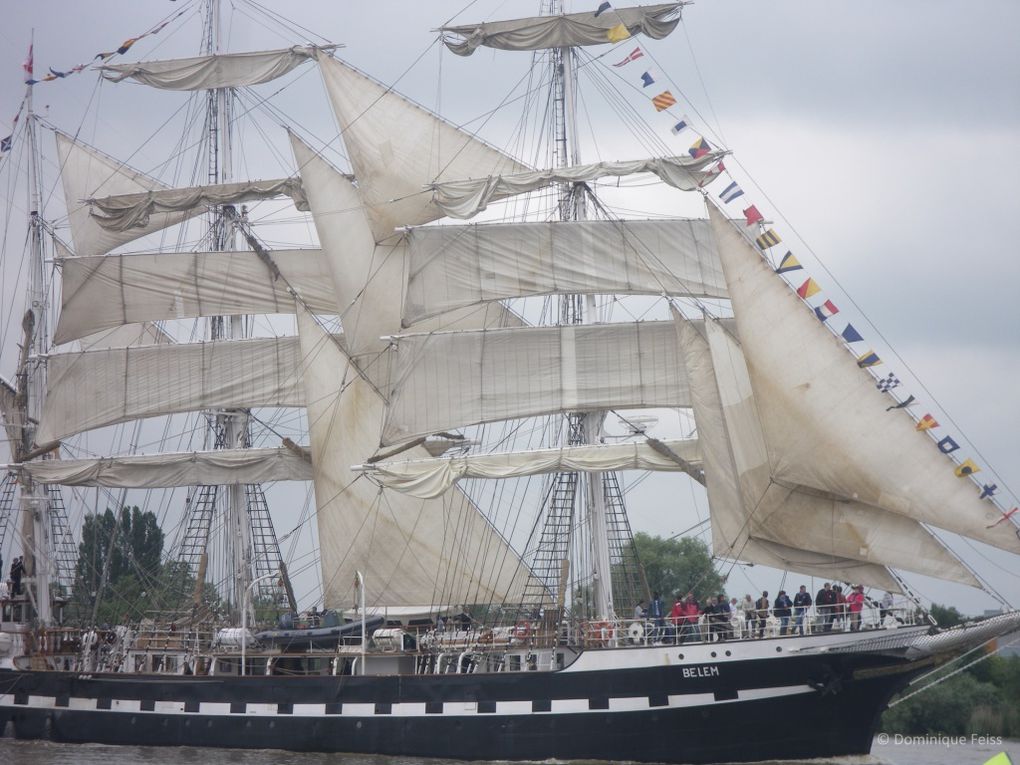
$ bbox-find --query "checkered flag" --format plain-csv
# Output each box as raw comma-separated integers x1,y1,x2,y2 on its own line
875,373,900,393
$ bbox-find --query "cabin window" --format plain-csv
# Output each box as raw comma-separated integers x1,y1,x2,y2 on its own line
508,655,522,672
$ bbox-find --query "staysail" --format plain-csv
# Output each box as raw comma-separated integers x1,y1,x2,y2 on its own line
441,3,683,56
297,306,534,609
55,132,200,258
707,204,1020,555
291,133,538,608
674,307,979,589
314,53,528,242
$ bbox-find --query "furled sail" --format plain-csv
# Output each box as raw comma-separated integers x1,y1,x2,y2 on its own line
360,438,703,499
55,249,336,344
707,204,1020,555
314,53,528,242
677,306,980,587
16,447,311,488
296,305,535,609
404,218,727,326
441,3,683,56
431,155,722,219
88,178,307,232
100,46,329,91
37,336,310,442
382,320,703,446
55,132,200,258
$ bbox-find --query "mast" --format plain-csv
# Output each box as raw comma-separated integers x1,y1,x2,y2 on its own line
204,0,252,621
17,33,54,624
549,0,613,621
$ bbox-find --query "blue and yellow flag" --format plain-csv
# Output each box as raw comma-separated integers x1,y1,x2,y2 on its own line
954,459,980,477
856,351,881,368
776,251,802,274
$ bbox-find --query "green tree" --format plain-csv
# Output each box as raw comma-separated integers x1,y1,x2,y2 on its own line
929,603,965,628
633,532,727,604
73,506,165,625
881,671,1000,735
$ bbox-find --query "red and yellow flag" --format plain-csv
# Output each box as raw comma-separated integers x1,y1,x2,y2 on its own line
915,414,939,431
796,278,820,299
652,91,677,112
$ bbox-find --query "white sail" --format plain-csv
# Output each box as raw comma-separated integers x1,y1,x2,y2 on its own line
315,53,528,242
361,438,703,499
674,310,902,591
708,204,1020,555
694,312,979,587
289,133,524,364
100,46,327,91
431,155,722,219
296,306,534,609
77,323,174,350
738,539,902,593
403,218,728,326
87,178,307,232
0,376,18,455
55,249,336,344
55,132,200,258
16,447,311,488
382,320,700,446
37,336,309,442
441,3,682,56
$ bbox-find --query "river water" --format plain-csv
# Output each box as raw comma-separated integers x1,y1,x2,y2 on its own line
1,738,1018,765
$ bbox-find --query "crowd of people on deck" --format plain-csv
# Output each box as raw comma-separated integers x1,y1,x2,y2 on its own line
632,583,898,643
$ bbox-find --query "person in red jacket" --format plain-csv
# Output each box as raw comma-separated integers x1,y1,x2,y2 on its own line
681,593,701,642
847,584,865,632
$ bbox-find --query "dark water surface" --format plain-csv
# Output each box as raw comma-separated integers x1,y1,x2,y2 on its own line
1,738,1018,765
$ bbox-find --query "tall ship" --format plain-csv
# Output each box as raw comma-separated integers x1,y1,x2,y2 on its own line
1,2,1018,763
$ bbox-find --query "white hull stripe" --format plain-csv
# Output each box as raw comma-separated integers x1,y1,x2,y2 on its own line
1,685,815,718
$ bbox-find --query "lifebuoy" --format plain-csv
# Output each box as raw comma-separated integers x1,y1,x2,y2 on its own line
513,620,532,641
585,620,612,647
627,621,646,644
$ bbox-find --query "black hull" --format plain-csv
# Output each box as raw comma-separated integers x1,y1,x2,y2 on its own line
0,645,926,764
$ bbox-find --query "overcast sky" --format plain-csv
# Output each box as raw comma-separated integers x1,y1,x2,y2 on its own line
1,1,1018,613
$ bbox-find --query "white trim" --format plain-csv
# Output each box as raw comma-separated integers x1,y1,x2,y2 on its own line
0,683,817,719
